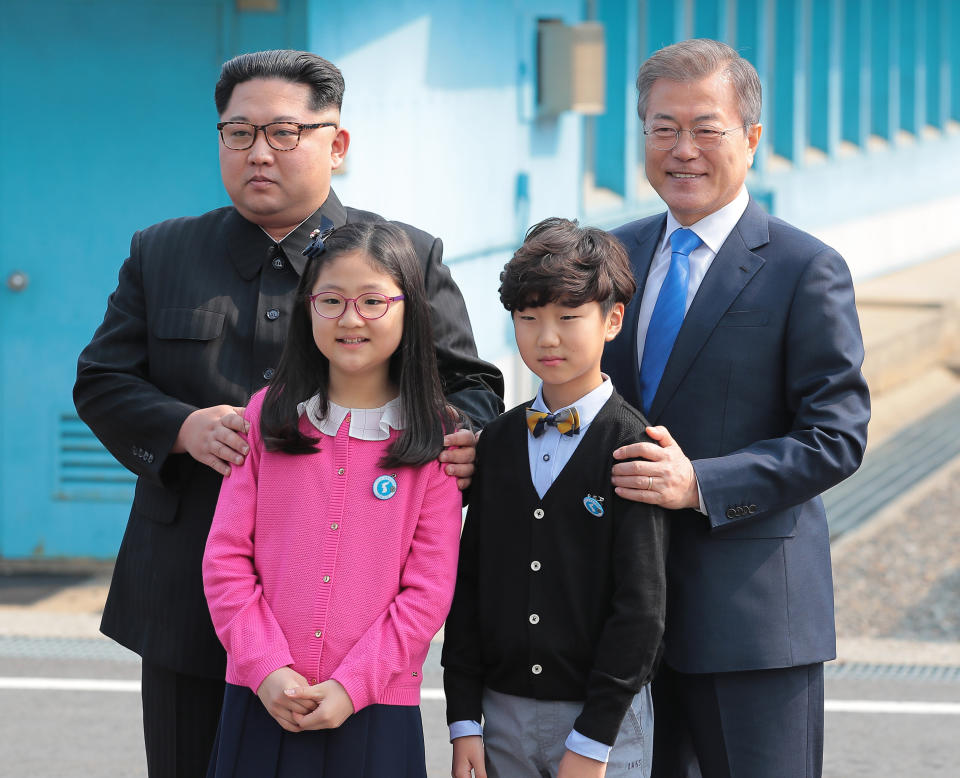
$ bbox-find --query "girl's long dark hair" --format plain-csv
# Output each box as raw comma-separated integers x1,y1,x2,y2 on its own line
261,221,452,467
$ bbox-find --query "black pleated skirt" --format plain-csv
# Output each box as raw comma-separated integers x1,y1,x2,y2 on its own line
206,683,427,778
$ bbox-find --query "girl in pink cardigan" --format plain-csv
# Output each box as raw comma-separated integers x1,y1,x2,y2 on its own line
203,222,463,778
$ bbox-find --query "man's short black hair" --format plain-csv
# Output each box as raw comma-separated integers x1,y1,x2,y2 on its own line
215,50,345,115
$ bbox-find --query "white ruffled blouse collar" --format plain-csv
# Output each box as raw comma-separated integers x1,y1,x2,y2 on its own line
297,395,405,441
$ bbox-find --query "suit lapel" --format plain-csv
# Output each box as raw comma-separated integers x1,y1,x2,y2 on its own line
647,199,769,421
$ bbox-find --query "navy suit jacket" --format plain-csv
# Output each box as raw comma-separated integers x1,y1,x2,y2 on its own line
602,198,870,674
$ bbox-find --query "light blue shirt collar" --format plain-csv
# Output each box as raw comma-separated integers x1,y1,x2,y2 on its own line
529,375,613,432
528,376,613,500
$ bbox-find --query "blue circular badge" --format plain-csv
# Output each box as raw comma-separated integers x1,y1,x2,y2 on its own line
373,475,398,500
583,496,604,517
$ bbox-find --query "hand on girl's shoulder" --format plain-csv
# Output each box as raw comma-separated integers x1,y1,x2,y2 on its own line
439,426,479,491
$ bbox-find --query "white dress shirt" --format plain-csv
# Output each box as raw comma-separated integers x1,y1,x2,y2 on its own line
635,186,750,368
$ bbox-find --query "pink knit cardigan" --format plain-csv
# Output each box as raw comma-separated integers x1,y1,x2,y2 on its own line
202,389,462,711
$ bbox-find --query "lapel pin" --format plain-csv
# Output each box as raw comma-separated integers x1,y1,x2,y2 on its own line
373,474,398,500
583,495,604,517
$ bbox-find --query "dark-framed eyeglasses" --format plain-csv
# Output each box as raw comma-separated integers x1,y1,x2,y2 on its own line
309,292,406,320
643,124,746,151
216,121,338,151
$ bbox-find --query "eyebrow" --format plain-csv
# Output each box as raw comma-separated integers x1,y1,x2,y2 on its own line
650,112,722,123
315,283,397,293
224,114,303,123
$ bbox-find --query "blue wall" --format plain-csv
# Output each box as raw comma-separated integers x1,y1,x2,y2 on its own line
308,0,585,363
0,0,307,558
3,0,960,558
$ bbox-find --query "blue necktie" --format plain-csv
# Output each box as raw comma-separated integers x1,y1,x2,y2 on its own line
639,228,702,413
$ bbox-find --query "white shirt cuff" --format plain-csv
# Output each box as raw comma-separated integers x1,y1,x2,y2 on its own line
565,728,612,763
696,473,707,515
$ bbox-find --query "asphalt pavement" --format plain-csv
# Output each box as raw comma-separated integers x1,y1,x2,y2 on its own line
1,630,959,777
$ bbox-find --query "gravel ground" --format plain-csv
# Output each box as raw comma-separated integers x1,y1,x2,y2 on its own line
833,465,960,642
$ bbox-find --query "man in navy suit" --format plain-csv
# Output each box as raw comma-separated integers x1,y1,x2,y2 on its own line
602,39,870,777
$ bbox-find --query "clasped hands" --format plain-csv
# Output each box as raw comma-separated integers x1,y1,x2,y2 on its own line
175,404,478,487
256,667,354,733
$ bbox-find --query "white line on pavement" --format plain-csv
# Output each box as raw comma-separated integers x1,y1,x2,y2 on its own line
2,679,958,715
825,699,960,715
0,677,140,692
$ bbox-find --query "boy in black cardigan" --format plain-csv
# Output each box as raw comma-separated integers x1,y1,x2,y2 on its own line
443,218,668,778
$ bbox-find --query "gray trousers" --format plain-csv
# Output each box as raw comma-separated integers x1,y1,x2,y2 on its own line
482,686,653,778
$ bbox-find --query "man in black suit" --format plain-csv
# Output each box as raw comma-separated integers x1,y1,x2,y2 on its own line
74,50,503,777
602,39,870,777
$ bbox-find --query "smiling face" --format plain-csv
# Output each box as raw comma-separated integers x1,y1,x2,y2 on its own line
513,301,624,411
310,250,404,407
643,70,761,226
218,78,349,240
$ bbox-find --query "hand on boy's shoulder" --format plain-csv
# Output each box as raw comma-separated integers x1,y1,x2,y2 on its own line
611,424,699,510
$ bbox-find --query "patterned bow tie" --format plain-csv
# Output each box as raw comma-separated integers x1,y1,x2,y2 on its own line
525,407,581,438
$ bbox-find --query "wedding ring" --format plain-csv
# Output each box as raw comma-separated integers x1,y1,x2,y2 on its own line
647,476,654,490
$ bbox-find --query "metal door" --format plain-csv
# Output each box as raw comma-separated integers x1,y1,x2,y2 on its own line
0,0,302,558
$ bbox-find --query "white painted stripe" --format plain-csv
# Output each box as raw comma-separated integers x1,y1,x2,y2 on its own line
0,677,140,692
429,691,960,715
825,699,960,715
1,679,957,715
